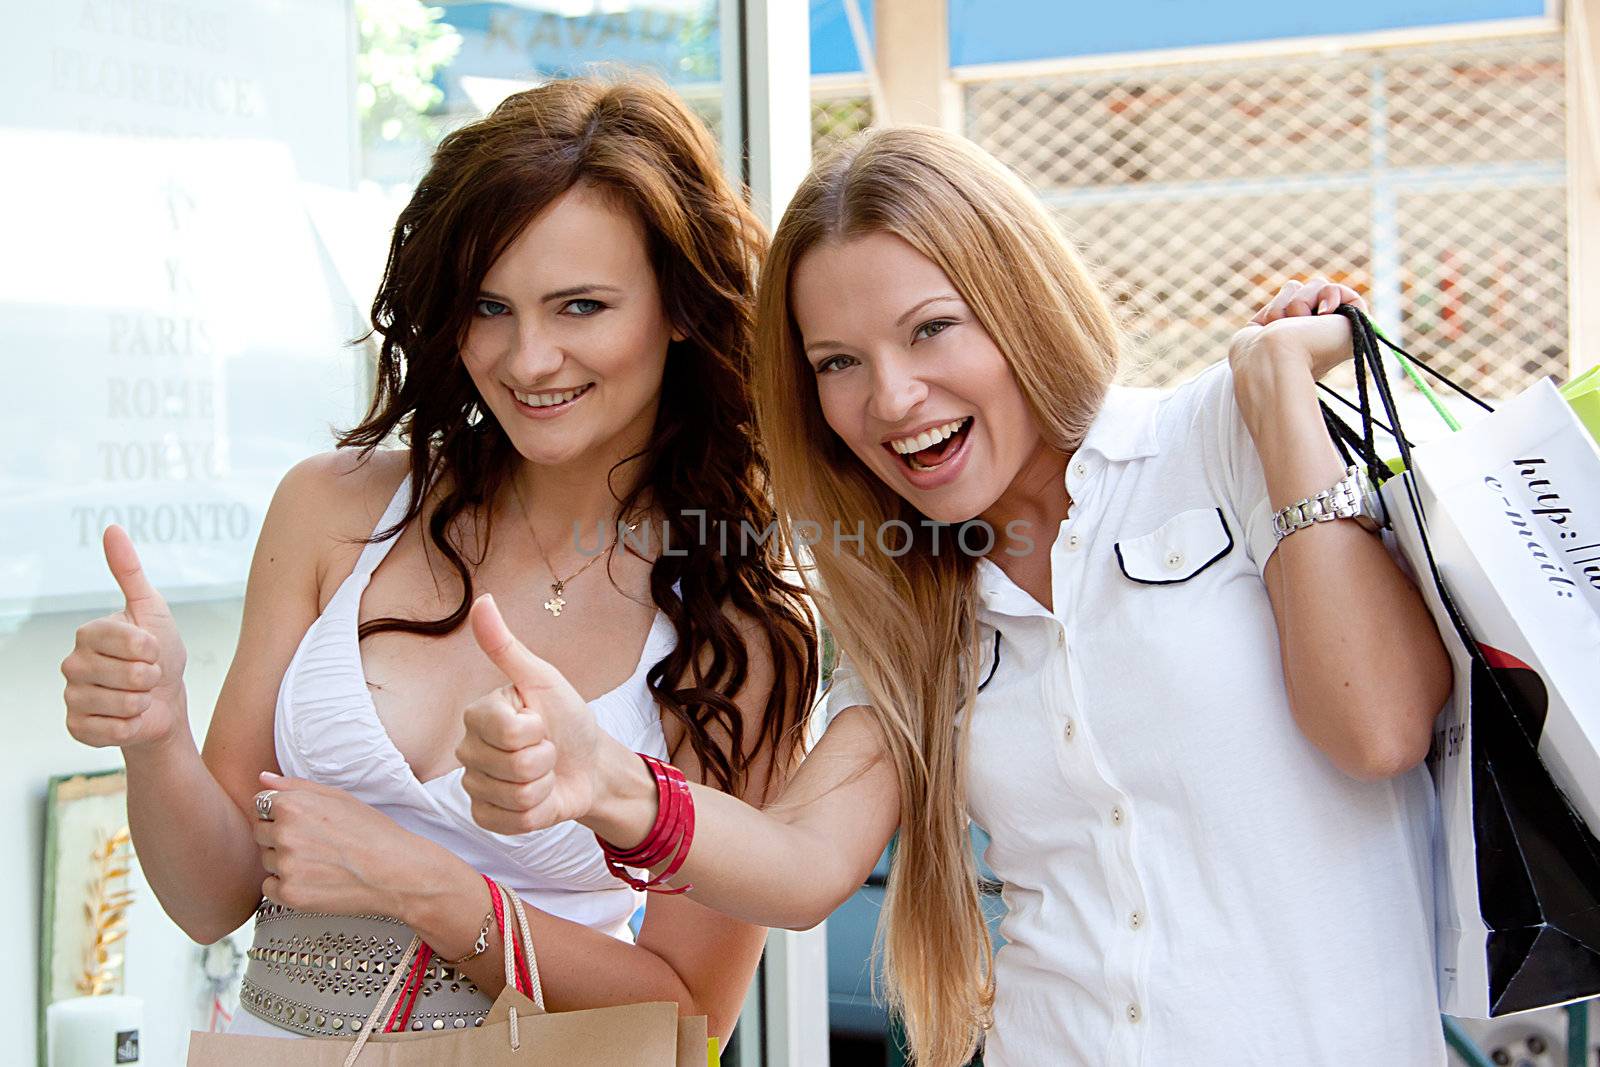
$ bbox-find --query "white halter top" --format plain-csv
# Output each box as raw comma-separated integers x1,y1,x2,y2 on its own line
272,473,674,938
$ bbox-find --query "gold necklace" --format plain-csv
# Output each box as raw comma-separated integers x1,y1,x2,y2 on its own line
510,478,638,618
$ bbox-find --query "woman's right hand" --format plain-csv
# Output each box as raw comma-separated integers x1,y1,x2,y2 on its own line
457,594,609,835
62,526,189,750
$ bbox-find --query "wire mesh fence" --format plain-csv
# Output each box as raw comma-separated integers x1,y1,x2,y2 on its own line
810,34,1571,400
964,35,1569,395
811,79,876,159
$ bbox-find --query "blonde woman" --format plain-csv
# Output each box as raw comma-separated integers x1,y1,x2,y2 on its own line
457,126,1451,1066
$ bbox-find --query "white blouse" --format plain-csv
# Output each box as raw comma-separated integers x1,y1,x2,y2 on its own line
828,362,1444,1066
231,473,675,1038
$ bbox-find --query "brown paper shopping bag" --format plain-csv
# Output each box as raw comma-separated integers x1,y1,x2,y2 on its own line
188,880,715,1066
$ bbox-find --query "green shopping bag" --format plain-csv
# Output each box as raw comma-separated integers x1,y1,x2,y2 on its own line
1561,363,1600,444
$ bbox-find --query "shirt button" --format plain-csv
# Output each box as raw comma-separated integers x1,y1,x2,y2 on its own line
1164,550,1184,570
1111,806,1125,826
1066,533,1081,550
1055,628,1067,649
1073,461,1089,478
1129,911,1143,930
1127,1003,1142,1024
1063,719,1075,742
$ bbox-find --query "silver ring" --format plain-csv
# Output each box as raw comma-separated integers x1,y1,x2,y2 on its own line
254,789,279,821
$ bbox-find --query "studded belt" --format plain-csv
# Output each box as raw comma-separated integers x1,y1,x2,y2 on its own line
239,900,493,1038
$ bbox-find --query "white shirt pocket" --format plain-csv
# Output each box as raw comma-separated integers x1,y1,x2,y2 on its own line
1113,506,1234,585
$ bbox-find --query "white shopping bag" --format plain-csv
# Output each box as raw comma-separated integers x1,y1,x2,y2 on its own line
1408,379,1600,834
1336,312,1600,1019
1385,461,1600,1019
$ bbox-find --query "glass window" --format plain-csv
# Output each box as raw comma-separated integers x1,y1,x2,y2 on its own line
5,4,740,1064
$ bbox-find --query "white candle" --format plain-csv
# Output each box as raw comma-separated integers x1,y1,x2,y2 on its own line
47,995,143,1066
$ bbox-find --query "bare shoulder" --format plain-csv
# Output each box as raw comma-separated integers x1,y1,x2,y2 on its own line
274,448,410,530
716,601,789,717
264,449,413,602
198,450,411,800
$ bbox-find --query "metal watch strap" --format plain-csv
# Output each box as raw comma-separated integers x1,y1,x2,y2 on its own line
1272,464,1375,541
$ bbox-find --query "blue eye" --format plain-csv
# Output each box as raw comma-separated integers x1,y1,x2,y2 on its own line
815,354,857,374
474,298,509,318
563,298,606,316
914,319,954,342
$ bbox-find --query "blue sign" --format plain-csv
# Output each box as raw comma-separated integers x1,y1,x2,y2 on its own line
434,2,871,92
810,0,1547,74
812,0,872,75
438,2,722,103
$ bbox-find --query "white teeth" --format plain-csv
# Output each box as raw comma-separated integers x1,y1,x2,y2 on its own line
890,417,969,455
514,384,590,408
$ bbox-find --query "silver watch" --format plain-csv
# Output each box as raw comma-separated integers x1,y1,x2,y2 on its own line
1272,464,1381,542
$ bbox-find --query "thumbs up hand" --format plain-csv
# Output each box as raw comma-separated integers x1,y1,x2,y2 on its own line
456,594,606,835
61,526,189,750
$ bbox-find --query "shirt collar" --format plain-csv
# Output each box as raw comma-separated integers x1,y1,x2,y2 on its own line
1072,383,1164,465
973,384,1163,619
975,558,1042,621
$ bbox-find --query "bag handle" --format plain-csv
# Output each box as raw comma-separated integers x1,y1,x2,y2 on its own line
1319,308,1546,752
1370,320,1495,430
1317,313,1494,449
343,935,421,1065
341,878,543,1065
497,878,545,1050
1321,309,1475,643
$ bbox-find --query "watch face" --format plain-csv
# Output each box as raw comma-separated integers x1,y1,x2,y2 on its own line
1360,484,1384,529
1347,466,1384,530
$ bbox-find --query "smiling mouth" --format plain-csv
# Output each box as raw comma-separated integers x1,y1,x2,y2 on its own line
510,382,595,409
886,416,973,472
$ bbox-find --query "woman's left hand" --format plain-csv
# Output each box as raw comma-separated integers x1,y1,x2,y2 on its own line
253,771,434,918
1248,276,1366,326
1231,276,1368,382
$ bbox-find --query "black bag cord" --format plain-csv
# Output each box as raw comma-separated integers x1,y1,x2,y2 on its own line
1320,307,1539,748
1366,324,1496,414
1321,403,1360,469
1353,321,1381,487
1318,382,1407,445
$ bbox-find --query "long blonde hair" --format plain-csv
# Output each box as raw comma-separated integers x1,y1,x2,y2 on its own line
751,126,1122,1066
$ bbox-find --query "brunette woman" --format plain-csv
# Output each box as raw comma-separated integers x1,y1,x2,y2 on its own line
61,76,817,1041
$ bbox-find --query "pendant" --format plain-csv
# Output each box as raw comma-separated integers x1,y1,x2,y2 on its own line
543,580,566,618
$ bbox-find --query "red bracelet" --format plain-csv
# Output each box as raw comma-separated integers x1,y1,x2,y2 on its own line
637,772,692,894
651,774,696,889
602,755,682,867
485,873,533,997
385,942,434,1032
603,755,680,865
596,753,695,894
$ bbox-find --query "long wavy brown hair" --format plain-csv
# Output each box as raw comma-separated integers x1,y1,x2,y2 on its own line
338,75,818,795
